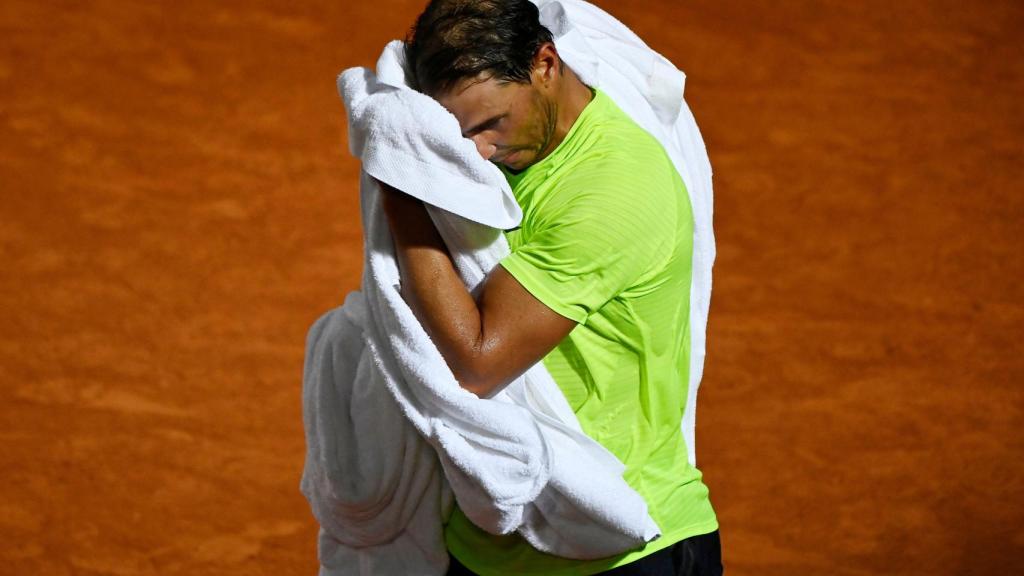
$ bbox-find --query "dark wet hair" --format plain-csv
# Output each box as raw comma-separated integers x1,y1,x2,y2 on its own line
405,0,555,96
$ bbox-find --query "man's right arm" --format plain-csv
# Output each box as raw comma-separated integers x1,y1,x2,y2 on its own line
381,182,578,399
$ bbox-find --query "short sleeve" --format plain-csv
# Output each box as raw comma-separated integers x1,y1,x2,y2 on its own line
499,173,675,324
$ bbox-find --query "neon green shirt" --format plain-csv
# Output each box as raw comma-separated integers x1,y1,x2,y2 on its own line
444,88,718,575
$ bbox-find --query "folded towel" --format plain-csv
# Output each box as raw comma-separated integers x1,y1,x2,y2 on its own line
301,293,453,575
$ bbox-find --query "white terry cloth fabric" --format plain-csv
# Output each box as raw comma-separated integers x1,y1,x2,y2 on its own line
532,0,717,466
301,37,661,575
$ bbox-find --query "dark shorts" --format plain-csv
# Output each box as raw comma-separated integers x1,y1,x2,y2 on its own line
447,529,724,576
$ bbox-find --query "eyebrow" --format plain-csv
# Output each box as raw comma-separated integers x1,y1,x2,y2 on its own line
463,114,506,137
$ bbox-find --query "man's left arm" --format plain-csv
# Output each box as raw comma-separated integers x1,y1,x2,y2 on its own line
379,182,577,399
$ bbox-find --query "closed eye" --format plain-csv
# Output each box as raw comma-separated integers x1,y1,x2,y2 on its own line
464,114,506,138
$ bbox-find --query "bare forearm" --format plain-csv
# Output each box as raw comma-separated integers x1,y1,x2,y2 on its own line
379,185,492,394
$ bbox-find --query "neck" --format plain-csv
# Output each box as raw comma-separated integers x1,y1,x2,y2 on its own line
556,67,595,138
537,67,594,161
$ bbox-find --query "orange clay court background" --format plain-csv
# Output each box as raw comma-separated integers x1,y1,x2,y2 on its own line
2,1,1022,575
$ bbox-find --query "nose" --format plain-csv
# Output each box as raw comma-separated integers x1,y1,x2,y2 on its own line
471,135,497,160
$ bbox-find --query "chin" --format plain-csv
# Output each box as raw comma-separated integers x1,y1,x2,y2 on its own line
503,152,535,171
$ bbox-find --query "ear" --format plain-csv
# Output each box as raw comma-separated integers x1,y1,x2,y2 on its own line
532,42,561,86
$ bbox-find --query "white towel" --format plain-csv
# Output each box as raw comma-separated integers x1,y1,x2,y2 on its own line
300,1,716,573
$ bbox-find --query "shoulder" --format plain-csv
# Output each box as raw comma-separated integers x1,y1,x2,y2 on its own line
549,124,679,227
558,98,678,201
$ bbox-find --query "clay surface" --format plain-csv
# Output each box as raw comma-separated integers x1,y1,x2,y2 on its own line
1,1,1021,574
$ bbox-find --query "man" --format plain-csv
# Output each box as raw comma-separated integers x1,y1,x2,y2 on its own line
379,0,722,574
